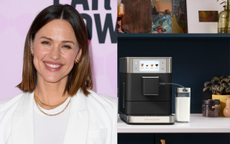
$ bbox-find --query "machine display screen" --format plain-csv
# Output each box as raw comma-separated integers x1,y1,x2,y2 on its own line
139,60,160,71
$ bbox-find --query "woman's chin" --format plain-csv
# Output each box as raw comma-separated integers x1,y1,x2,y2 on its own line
42,75,68,84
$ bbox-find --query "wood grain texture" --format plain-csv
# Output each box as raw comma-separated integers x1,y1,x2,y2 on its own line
121,0,151,33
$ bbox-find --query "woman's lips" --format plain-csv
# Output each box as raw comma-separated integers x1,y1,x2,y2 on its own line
43,61,63,72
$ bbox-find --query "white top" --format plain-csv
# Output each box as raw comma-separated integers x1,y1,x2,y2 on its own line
34,97,71,144
117,114,230,133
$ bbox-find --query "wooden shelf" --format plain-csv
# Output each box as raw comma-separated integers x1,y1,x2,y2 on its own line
117,114,230,133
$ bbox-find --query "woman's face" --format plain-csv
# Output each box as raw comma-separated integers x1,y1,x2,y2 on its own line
32,19,82,84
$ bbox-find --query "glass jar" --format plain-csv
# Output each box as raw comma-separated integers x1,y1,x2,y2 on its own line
218,6,230,33
202,99,220,117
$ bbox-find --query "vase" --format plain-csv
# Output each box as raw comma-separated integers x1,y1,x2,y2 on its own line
223,98,230,117
218,6,230,33
212,95,230,116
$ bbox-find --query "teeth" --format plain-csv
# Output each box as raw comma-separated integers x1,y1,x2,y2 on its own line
45,62,61,68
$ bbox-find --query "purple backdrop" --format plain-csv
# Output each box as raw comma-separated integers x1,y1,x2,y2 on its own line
0,0,117,101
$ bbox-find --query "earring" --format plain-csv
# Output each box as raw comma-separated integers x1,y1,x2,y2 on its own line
75,60,78,64
31,45,34,56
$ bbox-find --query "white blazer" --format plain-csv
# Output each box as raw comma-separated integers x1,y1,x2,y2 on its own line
0,90,117,144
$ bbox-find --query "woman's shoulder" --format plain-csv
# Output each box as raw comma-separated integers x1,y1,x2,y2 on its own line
85,89,117,110
0,93,24,112
0,93,24,132
0,93,30,143
76,90,117,143
80,89,118,123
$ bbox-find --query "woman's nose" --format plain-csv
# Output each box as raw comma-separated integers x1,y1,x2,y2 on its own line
49,46,61,60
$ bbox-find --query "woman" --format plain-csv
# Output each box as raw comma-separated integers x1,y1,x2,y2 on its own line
0,4,117,144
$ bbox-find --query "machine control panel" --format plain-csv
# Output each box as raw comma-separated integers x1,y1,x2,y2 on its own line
134,59,166,72
119,57,172,73
133,58,167,73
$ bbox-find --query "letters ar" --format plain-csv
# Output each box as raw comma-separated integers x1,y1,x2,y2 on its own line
54,0,116,43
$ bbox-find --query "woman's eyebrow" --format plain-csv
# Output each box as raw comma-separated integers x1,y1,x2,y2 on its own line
62,40,75,45
40,36,75,45
40,36,52,41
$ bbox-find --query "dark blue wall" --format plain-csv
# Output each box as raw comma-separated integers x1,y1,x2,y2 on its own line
118,36,230,113
118,35,230,144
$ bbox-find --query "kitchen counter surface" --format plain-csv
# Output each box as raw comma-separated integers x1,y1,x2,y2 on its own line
117,114,230,133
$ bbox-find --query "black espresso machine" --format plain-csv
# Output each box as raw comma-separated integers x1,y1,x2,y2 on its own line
119,57,175,124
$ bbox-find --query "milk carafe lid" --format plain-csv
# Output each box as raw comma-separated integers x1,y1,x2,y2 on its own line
175,88,191,93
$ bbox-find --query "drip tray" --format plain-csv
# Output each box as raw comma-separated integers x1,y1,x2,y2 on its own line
120,113,175,125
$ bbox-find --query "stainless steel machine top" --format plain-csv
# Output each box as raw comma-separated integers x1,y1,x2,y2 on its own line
119,57,172,73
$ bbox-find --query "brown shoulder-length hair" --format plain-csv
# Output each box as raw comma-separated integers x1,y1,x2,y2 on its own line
17,4,93,96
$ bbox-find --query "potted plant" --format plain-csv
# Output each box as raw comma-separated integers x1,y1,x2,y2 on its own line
217,0,230,33
203,75,230,116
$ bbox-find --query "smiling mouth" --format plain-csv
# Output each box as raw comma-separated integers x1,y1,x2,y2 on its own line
44,62,62,68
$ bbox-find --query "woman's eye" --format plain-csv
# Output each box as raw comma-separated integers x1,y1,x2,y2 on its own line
63,45,71,49
42,41,50,45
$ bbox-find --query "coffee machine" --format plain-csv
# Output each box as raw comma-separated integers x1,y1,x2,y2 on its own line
119,57,175,124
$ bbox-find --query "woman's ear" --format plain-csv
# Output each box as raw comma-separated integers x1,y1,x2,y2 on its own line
75,48,82,63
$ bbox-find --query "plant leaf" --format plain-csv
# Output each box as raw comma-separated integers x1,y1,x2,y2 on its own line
220,75,225,79
222,78,229,83
222,83,227,88
204,81,210,87
203,86,211,92
220,1,226,5
211,77,220,83
209,86,213,91
211,85,216,90
226,87,230,93
218,85,224,92
211,85,218,91
216,85,220,91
